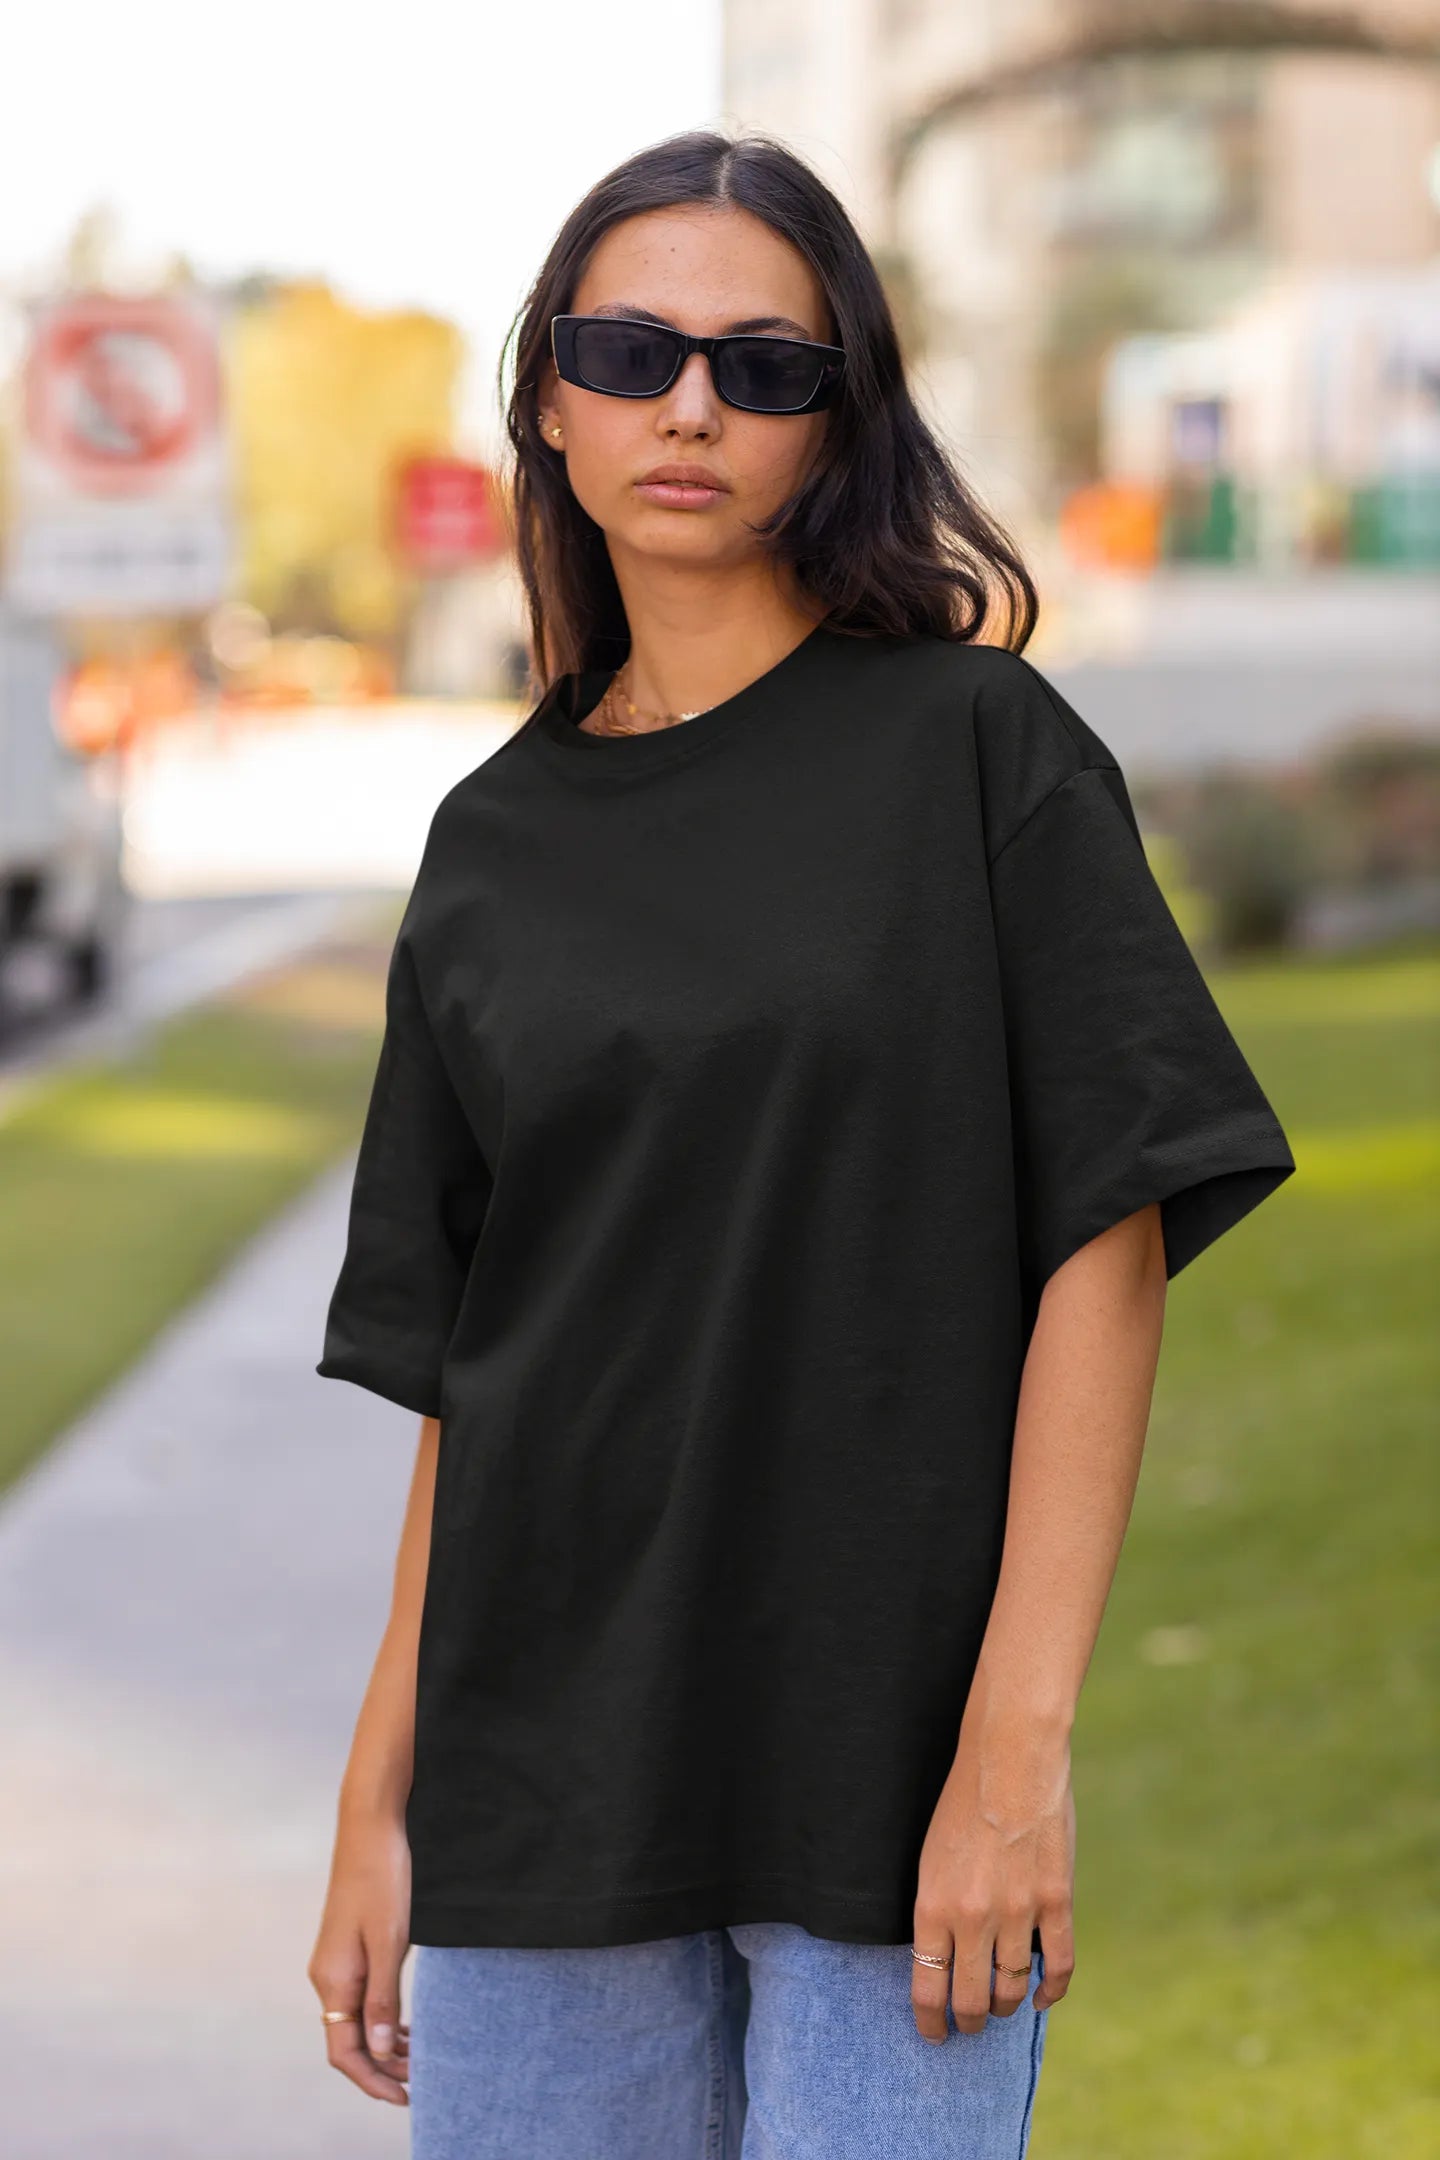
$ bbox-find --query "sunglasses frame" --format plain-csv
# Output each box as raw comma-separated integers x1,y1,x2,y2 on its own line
549,313,847,417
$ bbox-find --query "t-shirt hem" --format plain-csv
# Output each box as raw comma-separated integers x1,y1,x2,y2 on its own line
412,1877,911,1949
314,1352,441,1421
410,1883,1047,1955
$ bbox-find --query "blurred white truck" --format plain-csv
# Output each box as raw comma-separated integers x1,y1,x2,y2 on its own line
0,606,128,1011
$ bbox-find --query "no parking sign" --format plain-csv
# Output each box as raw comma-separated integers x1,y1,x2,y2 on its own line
5,291,234,616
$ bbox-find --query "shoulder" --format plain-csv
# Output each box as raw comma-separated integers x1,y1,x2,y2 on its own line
845,634,1114,763
387,743,531,966
873,636,1123,862
408,709,555,872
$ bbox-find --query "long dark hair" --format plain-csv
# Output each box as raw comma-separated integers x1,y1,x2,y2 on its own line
498,127,1038,689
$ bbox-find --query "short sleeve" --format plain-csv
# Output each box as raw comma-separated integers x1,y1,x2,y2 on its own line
315,913,491,1419
988,754,1295,1300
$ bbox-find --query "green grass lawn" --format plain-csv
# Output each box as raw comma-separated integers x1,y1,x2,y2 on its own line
1034,947,1440,2158
0,906,400,1495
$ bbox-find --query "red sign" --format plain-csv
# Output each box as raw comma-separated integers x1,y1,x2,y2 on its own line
23,294,221,496
396,458,502,570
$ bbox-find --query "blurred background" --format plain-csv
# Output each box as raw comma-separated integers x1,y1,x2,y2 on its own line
1,4,1436,2156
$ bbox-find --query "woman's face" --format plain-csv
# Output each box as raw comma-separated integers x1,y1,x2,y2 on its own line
537,205,834,575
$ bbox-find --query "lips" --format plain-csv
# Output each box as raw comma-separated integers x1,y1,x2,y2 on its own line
639,466,728,489
635,470,729,509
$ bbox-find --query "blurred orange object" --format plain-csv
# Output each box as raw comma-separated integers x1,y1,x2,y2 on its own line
55,650,198,755
355,643,396,697
1059,482,1163,573
55,660,136,755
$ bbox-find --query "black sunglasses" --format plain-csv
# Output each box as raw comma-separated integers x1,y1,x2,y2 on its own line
550,314,846,416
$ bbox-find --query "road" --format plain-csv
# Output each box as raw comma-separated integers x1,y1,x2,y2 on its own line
1042,566,1440,772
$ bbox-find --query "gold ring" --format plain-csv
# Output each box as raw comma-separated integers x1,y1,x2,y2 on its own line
910,1948,954,1969
996,1962,1032,1978
320,2009,360,2025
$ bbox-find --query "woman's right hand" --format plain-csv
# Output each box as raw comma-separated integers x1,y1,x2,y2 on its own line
307,1806,413,2107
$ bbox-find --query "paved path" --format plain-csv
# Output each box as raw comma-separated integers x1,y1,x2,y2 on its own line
0,1157,419,2159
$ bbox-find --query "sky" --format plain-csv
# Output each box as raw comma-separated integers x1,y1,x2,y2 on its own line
2,0,727,456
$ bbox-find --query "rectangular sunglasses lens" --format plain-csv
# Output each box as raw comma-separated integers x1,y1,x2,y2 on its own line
572,320,678,394
716,337,827,411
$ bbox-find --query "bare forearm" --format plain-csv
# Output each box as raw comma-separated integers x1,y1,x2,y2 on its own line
964,1203,1168,1746
338,1413,439,1825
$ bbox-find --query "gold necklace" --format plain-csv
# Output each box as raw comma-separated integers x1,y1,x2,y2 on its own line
586,661,713,737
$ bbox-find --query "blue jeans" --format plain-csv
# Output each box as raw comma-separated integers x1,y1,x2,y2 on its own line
408,1926,1049,2158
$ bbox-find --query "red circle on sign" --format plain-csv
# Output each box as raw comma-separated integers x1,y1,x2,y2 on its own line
24,296,220,496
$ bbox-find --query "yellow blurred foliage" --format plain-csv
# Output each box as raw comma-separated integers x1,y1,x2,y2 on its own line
224,282,462,639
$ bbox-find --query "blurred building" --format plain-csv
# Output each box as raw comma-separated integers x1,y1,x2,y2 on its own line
725,0,1440,766
724,0,1440,517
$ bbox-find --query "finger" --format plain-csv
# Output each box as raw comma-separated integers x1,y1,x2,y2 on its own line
987,1934,1036,2020
948,1938,994,2037
312,1951,408,2107
1032,1913,1076,2013
325,2014,409,2105
363,1928,409,2070
909,1913,955,2045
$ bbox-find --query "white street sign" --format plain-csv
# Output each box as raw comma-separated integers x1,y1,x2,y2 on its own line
5,290,236,617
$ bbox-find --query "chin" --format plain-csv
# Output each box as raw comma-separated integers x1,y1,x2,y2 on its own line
624,519,737,562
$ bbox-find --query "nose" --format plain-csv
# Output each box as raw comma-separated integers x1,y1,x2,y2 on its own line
659,349,721,433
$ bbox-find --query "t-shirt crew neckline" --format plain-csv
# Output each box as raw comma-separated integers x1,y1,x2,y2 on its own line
531,617,837,778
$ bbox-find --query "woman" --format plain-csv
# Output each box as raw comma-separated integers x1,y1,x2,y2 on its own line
308,129,1295,2157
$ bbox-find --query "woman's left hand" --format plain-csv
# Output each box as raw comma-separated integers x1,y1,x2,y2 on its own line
910,1710,1076,2042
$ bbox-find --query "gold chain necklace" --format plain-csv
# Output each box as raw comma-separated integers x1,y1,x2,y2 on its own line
585,660,714,738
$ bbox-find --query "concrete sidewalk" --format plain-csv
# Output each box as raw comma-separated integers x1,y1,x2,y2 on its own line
0,1156,420,2159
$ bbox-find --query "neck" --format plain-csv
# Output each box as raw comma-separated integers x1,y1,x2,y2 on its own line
606,564,824,724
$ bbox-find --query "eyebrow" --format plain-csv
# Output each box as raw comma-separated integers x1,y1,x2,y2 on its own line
586,301,819,341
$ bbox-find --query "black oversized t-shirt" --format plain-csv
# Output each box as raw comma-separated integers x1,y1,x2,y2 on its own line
316,621,1296,1950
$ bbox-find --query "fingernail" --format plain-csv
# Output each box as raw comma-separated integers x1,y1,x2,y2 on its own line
370,2024,394,2056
